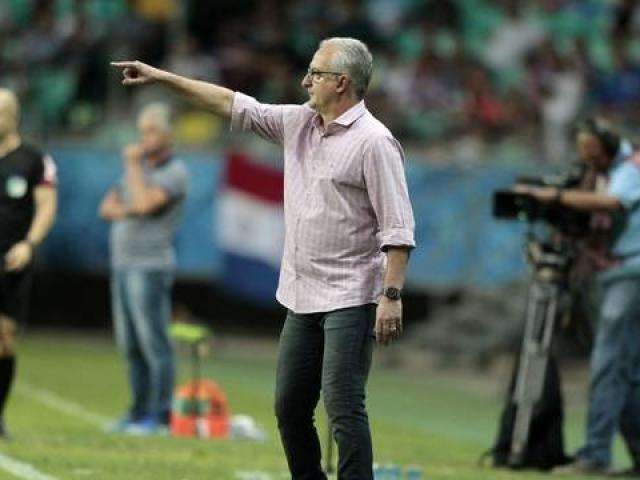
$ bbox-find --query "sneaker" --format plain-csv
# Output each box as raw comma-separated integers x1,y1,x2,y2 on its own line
553,459,609,476
123,416,168,436
106,414,137,434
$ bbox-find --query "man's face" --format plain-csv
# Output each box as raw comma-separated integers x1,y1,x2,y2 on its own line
0,93,17,139
301,47,342,111
577,132,609,172
137,116,170,156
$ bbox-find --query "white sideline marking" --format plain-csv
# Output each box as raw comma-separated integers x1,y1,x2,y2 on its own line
0,452,58,480
16,383,111,429
234,472,302,480
235,472,272,480
235,473,285,480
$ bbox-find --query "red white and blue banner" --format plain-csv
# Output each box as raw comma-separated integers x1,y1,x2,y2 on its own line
216,152,284,303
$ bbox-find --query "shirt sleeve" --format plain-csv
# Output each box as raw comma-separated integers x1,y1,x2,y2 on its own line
363,135,416,251
230,92,286,144
608,162,640,210
36,153,58,187
152,161,188,201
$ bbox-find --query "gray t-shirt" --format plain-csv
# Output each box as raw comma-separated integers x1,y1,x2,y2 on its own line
110,157,188,270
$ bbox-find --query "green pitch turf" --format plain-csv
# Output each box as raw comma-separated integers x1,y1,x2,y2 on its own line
0,332,631,479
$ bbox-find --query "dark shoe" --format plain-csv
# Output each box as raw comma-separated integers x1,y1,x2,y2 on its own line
553,459,608,476
608,467,640,478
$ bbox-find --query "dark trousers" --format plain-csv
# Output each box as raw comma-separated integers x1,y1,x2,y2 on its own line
275,304,375,480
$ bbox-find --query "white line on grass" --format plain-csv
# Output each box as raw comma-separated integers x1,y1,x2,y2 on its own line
234,472,290,480
16,382,112,429
235,472,272,480
0,452,58,480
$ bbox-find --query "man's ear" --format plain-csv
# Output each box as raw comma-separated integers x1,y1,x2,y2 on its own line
335,75,349,94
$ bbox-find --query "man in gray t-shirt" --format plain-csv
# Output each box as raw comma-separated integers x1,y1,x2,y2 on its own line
99,103,187,434
110,157,187,270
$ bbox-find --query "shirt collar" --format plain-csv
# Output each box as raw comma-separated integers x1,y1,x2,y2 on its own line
611,138,634,170
333,100,367,127
312,100,367,133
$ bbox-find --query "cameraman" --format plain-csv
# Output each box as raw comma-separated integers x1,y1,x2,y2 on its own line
518,119,640,477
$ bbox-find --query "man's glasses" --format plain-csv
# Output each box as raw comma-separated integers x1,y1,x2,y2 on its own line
305,68,344,82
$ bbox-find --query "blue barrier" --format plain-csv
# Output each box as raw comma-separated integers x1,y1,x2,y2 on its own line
39,149,527,289
406,164,526,288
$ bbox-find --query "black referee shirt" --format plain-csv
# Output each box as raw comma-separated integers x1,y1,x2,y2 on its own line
0,144,56,256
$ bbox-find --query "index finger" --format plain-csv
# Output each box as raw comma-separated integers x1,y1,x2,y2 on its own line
110,61,135,69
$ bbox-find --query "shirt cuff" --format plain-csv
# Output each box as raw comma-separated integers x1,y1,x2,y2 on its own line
230,91,254,133
610,191,639,210
380,227,416,252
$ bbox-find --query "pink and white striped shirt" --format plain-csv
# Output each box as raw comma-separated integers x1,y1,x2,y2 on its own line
231,92,415,313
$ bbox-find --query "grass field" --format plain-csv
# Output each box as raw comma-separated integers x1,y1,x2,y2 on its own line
0,332,631,480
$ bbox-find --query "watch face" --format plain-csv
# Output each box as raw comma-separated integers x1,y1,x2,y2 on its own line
384,287,401,300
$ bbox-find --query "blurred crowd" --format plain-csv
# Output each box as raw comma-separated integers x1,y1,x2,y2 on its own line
2,0,640,165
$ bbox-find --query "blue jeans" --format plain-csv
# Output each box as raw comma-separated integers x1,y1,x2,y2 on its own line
577,276,640,468
111,269,175,422
275,304,375,480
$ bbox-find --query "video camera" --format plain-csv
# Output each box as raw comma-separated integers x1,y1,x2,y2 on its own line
492,162,591,237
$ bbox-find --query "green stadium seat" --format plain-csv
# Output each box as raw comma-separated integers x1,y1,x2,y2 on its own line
32,69,77,125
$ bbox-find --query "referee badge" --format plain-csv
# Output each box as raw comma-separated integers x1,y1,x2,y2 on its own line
6,175,27,198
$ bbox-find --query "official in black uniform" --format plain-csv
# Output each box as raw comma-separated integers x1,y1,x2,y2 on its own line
0,89,57,438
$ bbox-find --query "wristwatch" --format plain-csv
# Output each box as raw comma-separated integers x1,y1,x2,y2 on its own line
383,286,402,301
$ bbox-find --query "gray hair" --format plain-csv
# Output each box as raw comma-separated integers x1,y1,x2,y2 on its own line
319,37,373,99
137,102,172,133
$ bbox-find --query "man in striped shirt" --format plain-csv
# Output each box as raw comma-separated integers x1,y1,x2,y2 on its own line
112,37,415,479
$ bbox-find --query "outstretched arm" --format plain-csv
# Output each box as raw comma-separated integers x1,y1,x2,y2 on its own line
111,61,234,118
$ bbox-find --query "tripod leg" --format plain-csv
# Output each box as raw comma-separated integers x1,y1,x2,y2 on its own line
510,281,559,466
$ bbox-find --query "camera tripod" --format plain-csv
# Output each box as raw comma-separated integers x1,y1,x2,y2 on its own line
508,238,572,467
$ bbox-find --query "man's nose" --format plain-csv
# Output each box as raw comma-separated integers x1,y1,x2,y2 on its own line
301,74,311,88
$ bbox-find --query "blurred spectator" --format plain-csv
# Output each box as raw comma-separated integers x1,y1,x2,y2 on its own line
538,44,585,161
464,65,508,139
17,1,68,68
593,47,640,118
167,36,220,83
612,0,639,51
483,0,546,73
